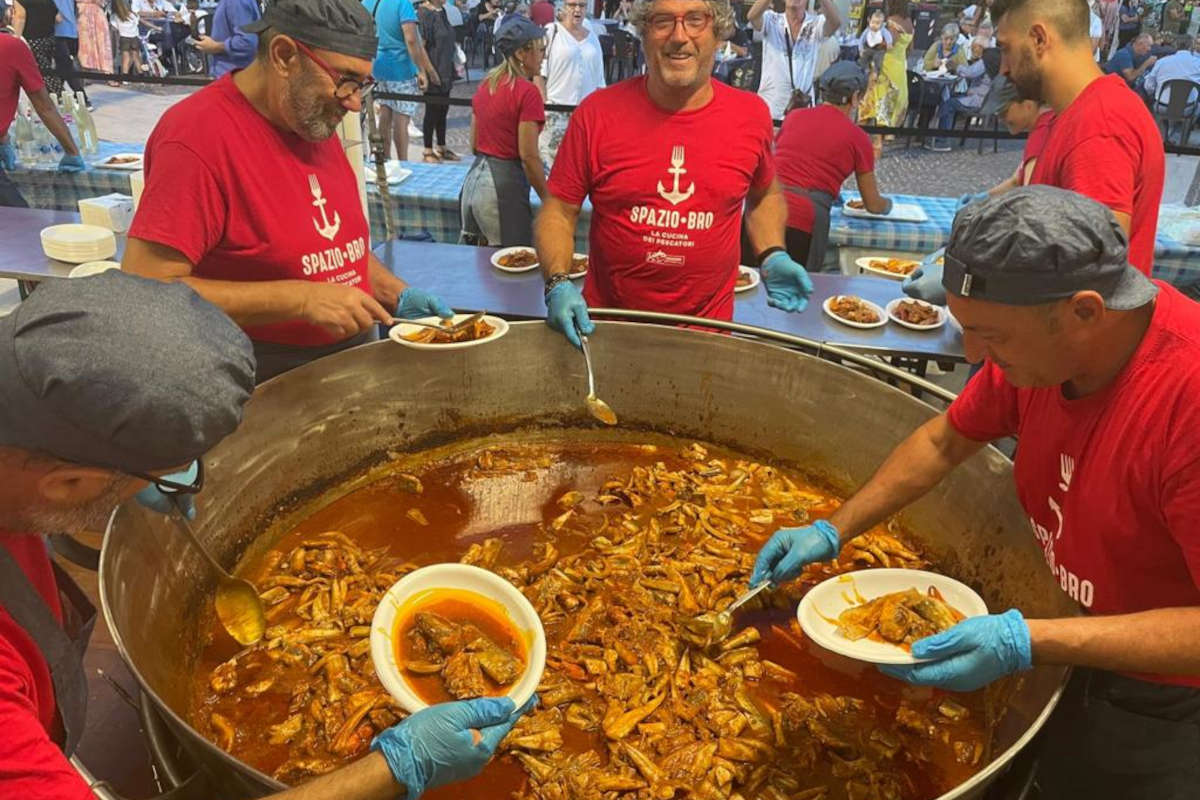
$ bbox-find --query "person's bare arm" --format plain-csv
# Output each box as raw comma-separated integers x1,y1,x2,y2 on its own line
818,0,840,38
1027,608,1200,675
268,752,402,800
534,194,581,278
28,88,79,155
826,414,986,539
11,1,26,37
518,120,548,201
1111,210,1131,234
402,21,439,86
989,165,1021,196
368,252,409,312
742,179,787,257
854,171,890,215
747,0,771,30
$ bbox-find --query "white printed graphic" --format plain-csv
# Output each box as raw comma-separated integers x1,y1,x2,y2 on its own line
646,250,686,267
308,174,341,242
1058,453,1074,494
1028,451,1094,608
656,146,696,206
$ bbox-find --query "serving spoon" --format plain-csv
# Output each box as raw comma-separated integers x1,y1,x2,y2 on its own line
684,581,771,646
391,310,487,332
575,323,617,426
170,499,266,646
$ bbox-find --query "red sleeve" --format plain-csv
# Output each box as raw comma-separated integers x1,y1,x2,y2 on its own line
546,104,592,206
128,141,227,265
850,127,875,175
15,43,45,94
517,82,545,126
0,649,94,800
946,362,1021,441
1163,448,1200,591
1054,134,1136,217
749,100,776,191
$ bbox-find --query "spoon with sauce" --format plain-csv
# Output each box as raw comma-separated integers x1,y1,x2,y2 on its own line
575,323,617,426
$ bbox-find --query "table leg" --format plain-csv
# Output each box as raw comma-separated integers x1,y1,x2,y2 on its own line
18,280,37,300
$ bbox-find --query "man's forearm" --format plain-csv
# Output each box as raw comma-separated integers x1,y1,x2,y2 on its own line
269,752,402,800
1028,607,1200,675
534,197,580,278
31,92,79,155
368,254,407,312
747,0,770,28
827,414,985,539
818,0,840,36
742,181,786,257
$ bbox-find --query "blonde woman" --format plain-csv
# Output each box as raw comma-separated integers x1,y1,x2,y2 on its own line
460,16,547,246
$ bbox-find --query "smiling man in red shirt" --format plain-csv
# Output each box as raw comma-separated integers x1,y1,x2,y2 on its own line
753,187,1200,800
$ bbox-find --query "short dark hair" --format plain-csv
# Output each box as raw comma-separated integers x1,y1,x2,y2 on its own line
992,0,1090,43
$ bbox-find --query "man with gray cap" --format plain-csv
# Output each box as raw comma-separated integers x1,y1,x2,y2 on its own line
0,272,531,798
122,0,453,383
751,186,1200,799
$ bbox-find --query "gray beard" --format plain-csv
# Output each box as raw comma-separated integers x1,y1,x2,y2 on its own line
14,481,126,537
286,78,341,142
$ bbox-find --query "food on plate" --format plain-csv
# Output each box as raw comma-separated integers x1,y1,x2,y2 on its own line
829,295,881,324
403,317,496,344
195,439,992,795
833,586,966,651
396,591,526,704
571,255,588,272
869,258,919,276
892,300,941,326
498,249,538,269
104,155,141,165
736,269,755,287
846,199,866,210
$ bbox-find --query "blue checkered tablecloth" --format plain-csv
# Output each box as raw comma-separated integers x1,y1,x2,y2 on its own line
8,141,136,209
833,192,1200,288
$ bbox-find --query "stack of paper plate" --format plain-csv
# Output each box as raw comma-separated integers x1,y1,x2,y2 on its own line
40,224,117,264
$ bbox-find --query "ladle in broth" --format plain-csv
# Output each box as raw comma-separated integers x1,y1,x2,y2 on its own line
576,326,617,426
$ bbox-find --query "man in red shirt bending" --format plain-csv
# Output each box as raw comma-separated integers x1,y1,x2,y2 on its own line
0,272,527,799
123,0,453,383
534,0,813,348
753,186,1200,800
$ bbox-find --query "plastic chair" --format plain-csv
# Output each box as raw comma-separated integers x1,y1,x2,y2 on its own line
1153,78,1200,145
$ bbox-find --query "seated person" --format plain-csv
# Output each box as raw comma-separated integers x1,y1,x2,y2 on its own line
858,10,892,76
924,23,968,73
929,37,995,151
1105,32,1156,94
1143,33,1200,115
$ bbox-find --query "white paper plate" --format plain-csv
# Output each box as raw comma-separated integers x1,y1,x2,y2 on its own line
886,297,947,331
490,246,539,273
41,223,114,246
569,253,588,279
68,260,122,278
385,160,413,185
388,314,509,350
842,202,930,223
822,295,887,329
797,568,988,665
855,255,919,281
735,264,760,293
371,563,546,713
98,152,144,170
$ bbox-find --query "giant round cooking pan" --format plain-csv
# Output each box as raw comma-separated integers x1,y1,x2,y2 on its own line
100,321,1076,799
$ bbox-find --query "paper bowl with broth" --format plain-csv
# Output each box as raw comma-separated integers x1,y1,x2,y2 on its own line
371,563,546,713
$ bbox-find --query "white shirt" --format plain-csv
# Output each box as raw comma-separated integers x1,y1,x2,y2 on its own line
1090,11,1103,59
133,0,177,16
757,9,828,119
445,2,463,25
114,10,140,37
541,20,606,105
1143,50,1200,104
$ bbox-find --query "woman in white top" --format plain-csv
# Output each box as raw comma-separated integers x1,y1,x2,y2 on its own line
748,0,841,120
537,0,605,164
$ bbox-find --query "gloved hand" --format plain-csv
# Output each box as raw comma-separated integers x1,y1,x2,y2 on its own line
956,191,989,211
544,280,593,349
134,461,199,520
0,141,16,171
396,287,454,321
760,250,814,313
878,609,1033,692
901,253,946,305
372,695,535,799
58,153,86,173
749,519,841,585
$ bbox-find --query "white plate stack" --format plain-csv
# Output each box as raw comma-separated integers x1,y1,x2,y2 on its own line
40,224,117,264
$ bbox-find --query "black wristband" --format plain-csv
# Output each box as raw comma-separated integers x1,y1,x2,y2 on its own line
756,247,786,267
544,272,572,298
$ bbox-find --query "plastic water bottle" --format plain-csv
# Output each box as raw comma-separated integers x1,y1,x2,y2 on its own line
13,108,34,164
73,92,98,154
32,118,54,164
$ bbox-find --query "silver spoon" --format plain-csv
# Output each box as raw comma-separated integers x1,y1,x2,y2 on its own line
391,310,487,332
686,581,771,645
575,324,617,425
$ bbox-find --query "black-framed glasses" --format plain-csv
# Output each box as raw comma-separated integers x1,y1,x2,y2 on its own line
130,459,205,495
647,11,713,35
294,40,377,101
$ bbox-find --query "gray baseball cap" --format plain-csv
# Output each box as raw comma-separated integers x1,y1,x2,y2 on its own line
943,185,1158,311
0,272,256,472
818,62,868,104
495,16,544,58
244,0,379,61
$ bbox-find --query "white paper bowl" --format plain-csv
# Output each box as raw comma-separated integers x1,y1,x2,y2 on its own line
490,246,540,273
67,260,122,278
371,563,546,714
388,314,509,350
797,568,988,665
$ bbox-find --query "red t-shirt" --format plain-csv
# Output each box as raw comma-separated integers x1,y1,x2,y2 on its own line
471,76,544,161
1018,110,1055,186
129,73,372,347
0,535,92,799
0,34,45,140
948,284,1200,687
530,0,555,25
548,77,775,321
775,104,874,232
1029,75,1164,275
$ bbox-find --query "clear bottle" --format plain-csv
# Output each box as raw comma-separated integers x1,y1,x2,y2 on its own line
13,106,34,164
73,92,99,154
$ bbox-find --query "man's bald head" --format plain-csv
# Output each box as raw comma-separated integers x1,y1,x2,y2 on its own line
992,0,1091,44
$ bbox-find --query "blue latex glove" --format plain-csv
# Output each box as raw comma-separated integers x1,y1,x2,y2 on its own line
760,250,814,313
878,609,1033,692
901,252,946,305
749,519,841,585
956,191,989,211
396,287,454,320
58,153,86,173
134,461,199,520
879,196,894,216
544,280,594,349
372,696,534,799
0,141,16,171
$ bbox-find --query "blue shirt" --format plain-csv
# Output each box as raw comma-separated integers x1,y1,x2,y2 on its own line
53,0,78,38
1106,44,1149,83
209,0,260,77
366,0,418,82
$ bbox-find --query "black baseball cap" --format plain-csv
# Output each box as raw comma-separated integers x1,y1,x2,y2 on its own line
943,186,1158,311
244,0,379,61
495,16,544,57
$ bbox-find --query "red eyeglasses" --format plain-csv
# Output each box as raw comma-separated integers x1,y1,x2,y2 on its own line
293,40,377,101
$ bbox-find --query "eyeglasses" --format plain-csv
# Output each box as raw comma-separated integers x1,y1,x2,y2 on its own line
129,459,205,496
647,11,713,35
293,40,377,101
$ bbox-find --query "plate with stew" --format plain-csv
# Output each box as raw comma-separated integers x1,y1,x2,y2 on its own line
491,247,540,273
886,298,946,331
388,314,509,350
735,265,760,293
822,295,886,329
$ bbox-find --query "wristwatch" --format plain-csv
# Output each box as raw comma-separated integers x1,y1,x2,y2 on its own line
544,272,572,298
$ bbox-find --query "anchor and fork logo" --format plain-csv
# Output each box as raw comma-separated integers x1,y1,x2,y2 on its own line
308,174,341,241
656,145,695,206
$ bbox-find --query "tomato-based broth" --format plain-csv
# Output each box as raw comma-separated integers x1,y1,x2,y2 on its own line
191,437,995,799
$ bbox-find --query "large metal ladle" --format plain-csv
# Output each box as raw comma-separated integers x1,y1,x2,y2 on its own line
170,499,266,646
576,324,617,426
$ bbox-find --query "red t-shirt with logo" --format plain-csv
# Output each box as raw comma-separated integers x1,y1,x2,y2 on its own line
947,284,1200,687
471,76,544,161
1029,75,1164,275
130,73,372,347
548,77,775,320
0,535,93,799
775,104,874,233
0,33,45,140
